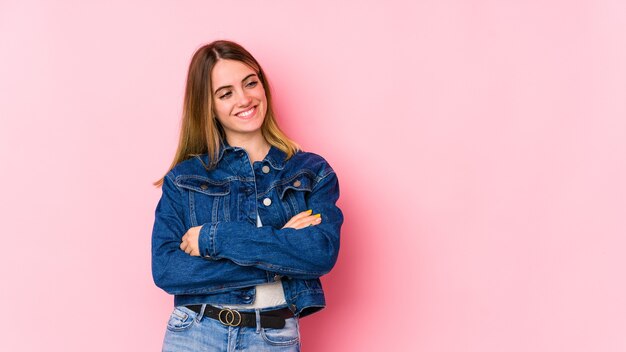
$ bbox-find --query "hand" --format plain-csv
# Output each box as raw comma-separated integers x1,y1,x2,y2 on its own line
282,209,322,230
180,225,202,256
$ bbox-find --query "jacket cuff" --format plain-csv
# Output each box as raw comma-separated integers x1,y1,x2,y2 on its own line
198,222,219,258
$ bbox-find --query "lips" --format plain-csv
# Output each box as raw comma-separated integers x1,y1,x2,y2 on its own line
235,106,257,119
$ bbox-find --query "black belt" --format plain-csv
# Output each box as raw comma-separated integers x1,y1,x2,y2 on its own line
186,304,294,329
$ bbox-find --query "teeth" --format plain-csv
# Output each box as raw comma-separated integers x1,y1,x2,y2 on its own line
237,107,254,117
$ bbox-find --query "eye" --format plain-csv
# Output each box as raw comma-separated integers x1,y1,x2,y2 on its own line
219,91,232,100
246,81,258,88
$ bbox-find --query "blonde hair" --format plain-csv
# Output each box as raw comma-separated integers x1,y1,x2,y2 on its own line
154,40,299,187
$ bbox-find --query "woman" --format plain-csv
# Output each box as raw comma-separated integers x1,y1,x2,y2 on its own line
151,40,343,351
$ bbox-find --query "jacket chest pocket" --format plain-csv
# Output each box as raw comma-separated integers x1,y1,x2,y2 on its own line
176,177,231,226
276,173,314,220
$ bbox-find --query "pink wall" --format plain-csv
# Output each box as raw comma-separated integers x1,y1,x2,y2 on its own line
1,0,625,351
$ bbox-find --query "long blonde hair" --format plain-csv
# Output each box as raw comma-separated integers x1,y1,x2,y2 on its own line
154,40,299,187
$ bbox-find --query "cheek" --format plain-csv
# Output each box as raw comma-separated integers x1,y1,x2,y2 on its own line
213,101,231,119
257,91,268,111
257,97,268,118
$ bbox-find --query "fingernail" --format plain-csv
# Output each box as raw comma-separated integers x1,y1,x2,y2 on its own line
307,209,313,215
314,213,321,218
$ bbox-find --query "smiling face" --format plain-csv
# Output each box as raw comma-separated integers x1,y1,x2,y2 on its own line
211,59,267,143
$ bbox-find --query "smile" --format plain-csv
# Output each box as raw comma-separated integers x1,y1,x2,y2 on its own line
235,106,256,118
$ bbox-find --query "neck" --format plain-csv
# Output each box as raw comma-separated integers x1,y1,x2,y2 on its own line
225,132,271,163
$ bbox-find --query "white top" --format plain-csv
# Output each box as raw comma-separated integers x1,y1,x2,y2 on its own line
222,214,287,309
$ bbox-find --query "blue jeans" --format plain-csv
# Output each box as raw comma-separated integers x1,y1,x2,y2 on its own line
162,305,301,351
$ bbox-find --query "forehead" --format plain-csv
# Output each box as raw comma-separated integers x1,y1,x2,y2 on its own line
211,59,257,86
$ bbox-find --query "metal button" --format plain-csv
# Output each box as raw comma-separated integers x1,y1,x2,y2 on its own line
273,274,281,281
200,184,208,190
293,180,301,187
261,165,270,174
263,198,272,206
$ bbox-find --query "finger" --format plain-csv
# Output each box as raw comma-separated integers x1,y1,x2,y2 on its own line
291,214,322,229
281,219,294,229
284,210,310,226
282,210,312,229
306,216,322,228
284,217,306,229
290,209,313,222
180,241,187,251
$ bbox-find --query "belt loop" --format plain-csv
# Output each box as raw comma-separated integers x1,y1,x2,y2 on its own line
255,309,261,333
196,304,207,323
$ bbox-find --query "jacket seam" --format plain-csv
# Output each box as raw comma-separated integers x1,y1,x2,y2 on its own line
210,222,218,257
314,169,335,187
167,279,271,295
290,289,325,301
227,257,326,277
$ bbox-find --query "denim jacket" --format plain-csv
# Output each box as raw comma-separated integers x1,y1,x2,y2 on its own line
151,144,343,317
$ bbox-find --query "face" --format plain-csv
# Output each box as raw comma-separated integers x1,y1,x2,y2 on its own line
211,59,267,142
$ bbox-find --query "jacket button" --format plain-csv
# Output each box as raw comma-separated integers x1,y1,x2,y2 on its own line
261,165,270,174
263,198,272,206
200,184,208,190
293,180,301,187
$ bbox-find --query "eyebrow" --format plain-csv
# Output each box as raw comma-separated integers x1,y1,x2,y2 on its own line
213,73,258,95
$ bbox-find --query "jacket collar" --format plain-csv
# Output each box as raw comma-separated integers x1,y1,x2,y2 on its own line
215,142,287,170
264,145,288,170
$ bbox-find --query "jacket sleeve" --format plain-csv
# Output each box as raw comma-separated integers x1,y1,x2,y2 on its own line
198,169,343,279
151,173,269,295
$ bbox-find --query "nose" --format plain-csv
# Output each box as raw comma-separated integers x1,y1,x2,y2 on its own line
237,90,252,107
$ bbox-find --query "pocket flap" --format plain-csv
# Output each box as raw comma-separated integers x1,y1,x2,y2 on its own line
277,174,313,199
176,176,230,196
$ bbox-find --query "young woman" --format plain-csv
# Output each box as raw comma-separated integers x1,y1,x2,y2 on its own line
151,40,343,351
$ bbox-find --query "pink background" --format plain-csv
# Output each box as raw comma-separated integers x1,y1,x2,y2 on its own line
1,0,625,351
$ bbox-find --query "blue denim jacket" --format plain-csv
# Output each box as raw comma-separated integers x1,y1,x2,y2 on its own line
151,144,343,317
